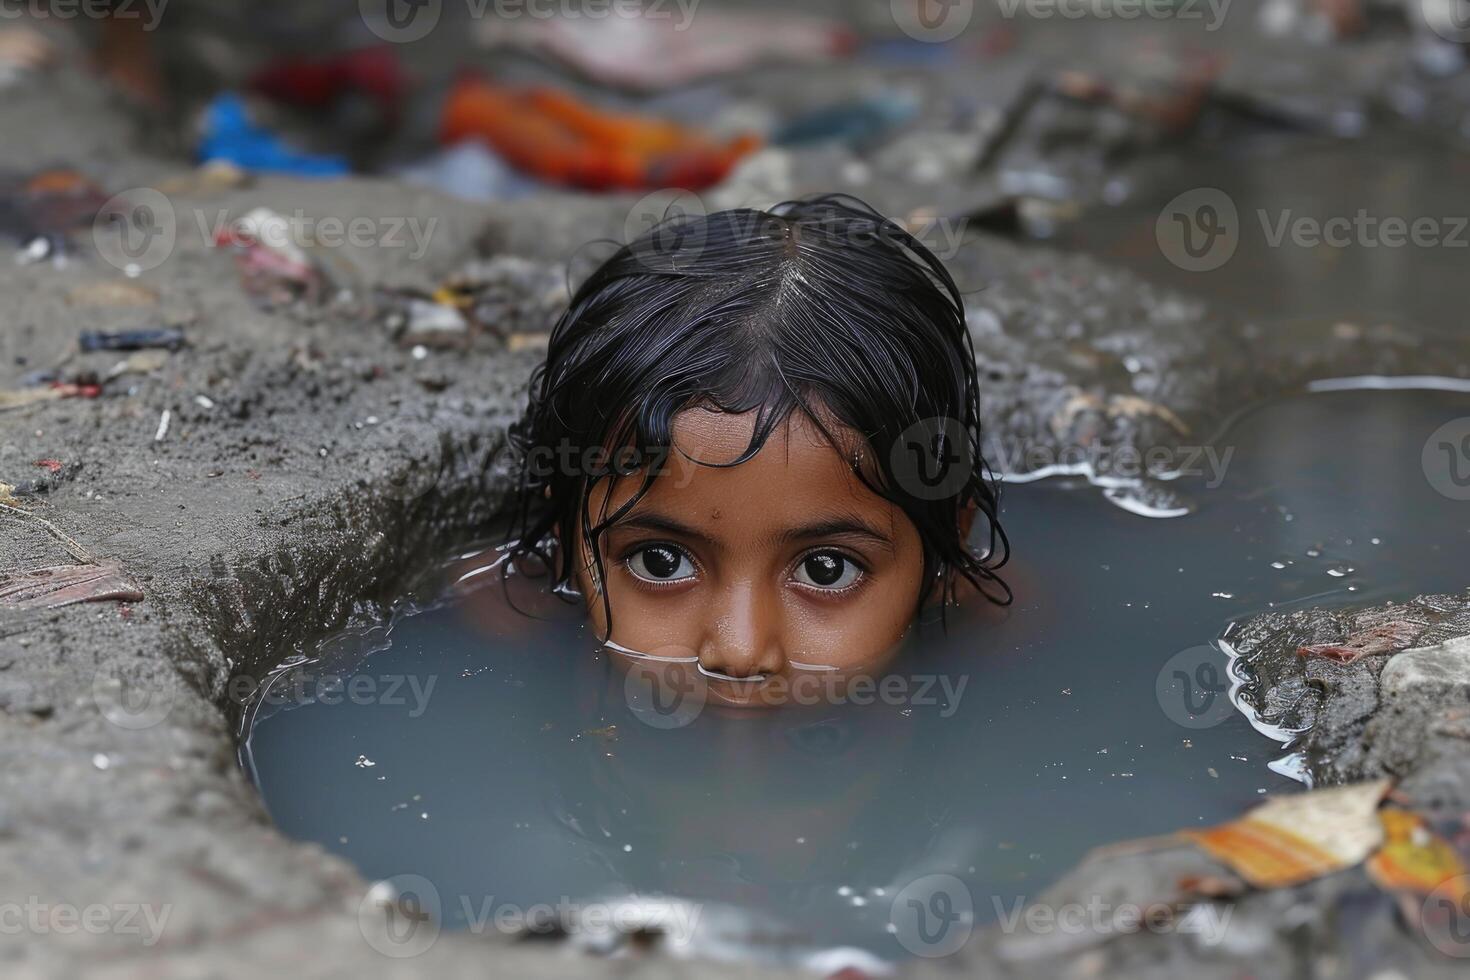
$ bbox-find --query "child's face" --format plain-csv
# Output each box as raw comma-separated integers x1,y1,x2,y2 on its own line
575,407,927,708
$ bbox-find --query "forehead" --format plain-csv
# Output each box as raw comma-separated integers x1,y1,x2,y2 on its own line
604,407,878,523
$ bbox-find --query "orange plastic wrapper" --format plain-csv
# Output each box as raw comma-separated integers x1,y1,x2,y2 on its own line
440,78,760,192
1182,779,1391,889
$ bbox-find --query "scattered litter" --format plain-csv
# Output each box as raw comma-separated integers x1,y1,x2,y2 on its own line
394,298,469,350
214,207,325,308
1297,620,1423,663
195,395,215,410
154,160,252,197
79,328,186,353
107,350,169,381
0,167,110,255
0,27,56,88
507,333,551,354
32,459,62,475
476,11,854,92
440,79,761,191
396,141,539,203
250,46,404,121
154,409,171,443
0,560,143,610
1181,778,1391,888
198,94,350,178
0,383,98,413
65,281,160,308
773,92,919,149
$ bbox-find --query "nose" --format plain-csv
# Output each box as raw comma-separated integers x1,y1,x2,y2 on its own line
698,584,787,680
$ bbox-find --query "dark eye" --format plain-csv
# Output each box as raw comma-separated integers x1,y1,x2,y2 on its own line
626,545,695,583
793,552,861,590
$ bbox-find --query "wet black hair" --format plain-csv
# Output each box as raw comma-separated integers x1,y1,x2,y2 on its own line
504,194,1010,631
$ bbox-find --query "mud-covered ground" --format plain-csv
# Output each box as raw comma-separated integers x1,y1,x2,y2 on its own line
4,4,1470,978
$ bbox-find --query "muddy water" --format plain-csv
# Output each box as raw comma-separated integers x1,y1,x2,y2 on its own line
241,386,1470,965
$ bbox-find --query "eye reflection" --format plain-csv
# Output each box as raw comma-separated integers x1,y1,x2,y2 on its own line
626,544,695,583
794,552,861,590
781,718,856,758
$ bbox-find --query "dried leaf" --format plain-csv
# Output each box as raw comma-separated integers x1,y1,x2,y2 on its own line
1298,621,1423,663
1182,779,1391,888
0,561,143,610
1366,808,1468,898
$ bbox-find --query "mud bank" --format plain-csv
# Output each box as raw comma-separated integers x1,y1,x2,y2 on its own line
4,21,1470,980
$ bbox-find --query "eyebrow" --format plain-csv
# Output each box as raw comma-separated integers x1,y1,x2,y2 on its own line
612,510,894,552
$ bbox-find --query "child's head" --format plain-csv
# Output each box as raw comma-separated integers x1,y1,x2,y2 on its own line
507,196,1008,689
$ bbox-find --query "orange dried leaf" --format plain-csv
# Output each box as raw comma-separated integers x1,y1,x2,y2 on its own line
1366,808,1469,898
1182,779,1390,888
